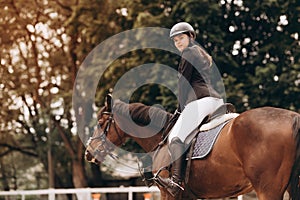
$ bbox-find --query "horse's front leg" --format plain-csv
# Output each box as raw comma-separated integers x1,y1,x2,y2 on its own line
160,187,197,200
159,187,170,200
159,187,177,200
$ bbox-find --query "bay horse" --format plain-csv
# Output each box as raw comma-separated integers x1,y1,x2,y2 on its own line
85,95,300,200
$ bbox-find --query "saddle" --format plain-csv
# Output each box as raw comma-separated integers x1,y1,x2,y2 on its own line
140,103,238,187
201,103,236,125
162,103,236,139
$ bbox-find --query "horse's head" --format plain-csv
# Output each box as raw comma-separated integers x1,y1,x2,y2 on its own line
85,94,126,165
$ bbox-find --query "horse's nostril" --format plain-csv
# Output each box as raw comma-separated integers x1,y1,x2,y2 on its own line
85,151,93,162
94,158,100,165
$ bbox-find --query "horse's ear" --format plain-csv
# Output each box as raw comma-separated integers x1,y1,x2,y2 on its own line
105,93,113,112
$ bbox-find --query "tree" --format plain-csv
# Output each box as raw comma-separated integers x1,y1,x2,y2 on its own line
0,0,87,188
218,0,300,111
0,0,299,190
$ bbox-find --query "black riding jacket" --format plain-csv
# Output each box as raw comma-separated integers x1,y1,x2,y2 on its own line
177,45,221,110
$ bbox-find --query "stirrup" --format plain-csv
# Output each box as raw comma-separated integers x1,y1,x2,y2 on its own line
162,177,184,197
155,175,184,191
169,179,184,191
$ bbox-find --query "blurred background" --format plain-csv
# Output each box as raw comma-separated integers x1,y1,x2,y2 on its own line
0,0,299,198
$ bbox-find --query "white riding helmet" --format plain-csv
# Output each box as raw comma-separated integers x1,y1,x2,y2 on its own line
170,22,196,39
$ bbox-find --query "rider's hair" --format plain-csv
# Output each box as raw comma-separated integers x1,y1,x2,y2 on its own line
196,45,212,67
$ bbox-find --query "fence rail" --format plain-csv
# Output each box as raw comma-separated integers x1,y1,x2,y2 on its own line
0,186,243,200
0,186,160,200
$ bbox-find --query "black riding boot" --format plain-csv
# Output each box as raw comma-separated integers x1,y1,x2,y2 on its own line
158,137,185,197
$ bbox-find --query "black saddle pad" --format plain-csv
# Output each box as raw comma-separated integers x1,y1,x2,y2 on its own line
191,121,229,159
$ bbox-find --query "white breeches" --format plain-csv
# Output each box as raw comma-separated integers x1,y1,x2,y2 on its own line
168,97,224,143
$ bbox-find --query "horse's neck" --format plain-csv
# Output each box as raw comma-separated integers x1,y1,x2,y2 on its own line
115,114,163,153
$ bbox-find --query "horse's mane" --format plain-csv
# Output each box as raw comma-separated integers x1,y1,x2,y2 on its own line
113,100,172,130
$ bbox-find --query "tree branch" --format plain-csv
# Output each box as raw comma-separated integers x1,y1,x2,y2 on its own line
0,143,38,157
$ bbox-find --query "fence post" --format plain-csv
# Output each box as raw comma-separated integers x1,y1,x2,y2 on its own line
128,188,133,200
76,188,92,200
48,188,55,200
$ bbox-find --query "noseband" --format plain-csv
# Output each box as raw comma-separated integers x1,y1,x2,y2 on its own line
86,111,123,161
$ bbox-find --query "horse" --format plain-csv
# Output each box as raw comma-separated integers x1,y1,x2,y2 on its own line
85,95,300,200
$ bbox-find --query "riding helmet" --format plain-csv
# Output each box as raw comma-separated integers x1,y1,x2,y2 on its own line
170,22,196,39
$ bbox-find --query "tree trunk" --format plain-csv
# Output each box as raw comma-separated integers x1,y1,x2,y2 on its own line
0,159,10,191
72,159,88,188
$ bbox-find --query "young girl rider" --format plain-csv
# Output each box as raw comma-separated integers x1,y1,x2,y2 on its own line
158,22,224,197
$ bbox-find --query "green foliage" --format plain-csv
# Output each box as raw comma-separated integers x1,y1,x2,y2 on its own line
0,0,299,189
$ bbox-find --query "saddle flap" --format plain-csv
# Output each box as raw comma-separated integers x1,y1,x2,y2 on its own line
191,121,228,159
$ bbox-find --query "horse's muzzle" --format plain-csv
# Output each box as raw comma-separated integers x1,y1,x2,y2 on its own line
85,150,101,165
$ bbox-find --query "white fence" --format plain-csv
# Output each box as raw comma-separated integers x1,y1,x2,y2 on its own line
0,186,243,200
0,186,160,200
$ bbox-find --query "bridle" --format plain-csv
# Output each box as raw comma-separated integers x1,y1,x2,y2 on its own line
85,105,167,177
86,110,124,162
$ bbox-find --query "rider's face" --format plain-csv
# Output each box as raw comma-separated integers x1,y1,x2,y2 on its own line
173,34,190,52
